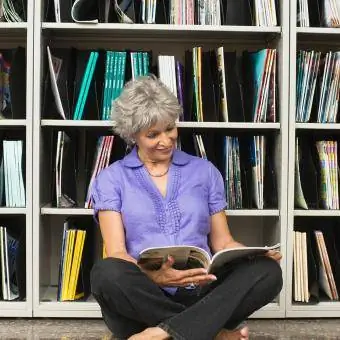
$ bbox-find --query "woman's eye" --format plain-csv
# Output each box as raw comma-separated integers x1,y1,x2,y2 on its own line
147,134,157,139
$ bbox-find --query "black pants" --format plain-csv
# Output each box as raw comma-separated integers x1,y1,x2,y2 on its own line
91,256,282,340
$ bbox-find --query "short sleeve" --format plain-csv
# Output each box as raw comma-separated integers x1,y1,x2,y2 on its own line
90,166,122,223
208,162,227,215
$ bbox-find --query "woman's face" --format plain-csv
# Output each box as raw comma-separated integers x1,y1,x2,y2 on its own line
134,121,178,163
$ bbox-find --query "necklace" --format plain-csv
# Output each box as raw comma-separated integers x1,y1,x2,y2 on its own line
145,166,170,177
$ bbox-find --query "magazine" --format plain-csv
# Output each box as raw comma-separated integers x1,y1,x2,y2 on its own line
138,243,280,273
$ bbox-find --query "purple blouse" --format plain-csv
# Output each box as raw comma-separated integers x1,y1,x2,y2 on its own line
91,146,227,264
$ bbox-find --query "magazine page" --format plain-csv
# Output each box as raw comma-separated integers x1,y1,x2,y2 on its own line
138,245,210,271
208,243,281,274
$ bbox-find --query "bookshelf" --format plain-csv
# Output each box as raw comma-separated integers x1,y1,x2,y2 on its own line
32,0,289,319
0,0,33,317
286,0,340,317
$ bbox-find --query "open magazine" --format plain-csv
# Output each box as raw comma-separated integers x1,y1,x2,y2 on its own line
138,243,280,274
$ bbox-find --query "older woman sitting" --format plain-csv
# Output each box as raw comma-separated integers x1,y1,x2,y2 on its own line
90,75,282,340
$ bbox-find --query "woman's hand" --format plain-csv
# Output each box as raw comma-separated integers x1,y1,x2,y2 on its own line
140,256,217,287
224,240,282,263
265,249,282,262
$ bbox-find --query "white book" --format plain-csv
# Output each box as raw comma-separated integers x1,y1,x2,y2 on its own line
4,228,10,300
53,0,60,22
217,47,228,122
0,227,7,300
170,56,177,97
56,132,62,207
47,47,66,120
293,231,298,301
16,141,25,206
71,0,98,23
3,141,12,207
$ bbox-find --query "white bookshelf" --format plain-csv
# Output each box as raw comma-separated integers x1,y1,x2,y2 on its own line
41,22,281,42
0,0,34,317
40,206,280,217
32,0,288,319
286,0,340,318
0,120,27,126
41,119,280,130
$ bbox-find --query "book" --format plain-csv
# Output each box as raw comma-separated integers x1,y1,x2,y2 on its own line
138,243,280,274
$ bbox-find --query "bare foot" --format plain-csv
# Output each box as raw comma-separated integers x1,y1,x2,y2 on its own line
215,326,249,340
127,327,171,340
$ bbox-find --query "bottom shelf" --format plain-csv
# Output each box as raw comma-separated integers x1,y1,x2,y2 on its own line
288,301,340,317
36,286,282,318
0,301,31,317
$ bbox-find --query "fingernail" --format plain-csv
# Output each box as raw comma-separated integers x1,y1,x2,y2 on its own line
211,276,217,281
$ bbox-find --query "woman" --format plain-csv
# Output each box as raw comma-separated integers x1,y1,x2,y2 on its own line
90,75,283,340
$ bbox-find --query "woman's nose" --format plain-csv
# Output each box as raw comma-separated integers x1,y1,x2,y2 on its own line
159,133,172,146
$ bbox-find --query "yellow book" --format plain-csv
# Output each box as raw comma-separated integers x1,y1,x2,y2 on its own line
73,230,86,300
61,231,70,301
62,230,76,301
68,230,82,300
71,230,86,300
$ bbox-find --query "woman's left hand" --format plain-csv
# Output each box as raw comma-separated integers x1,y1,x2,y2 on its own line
265,249,282,262
224,240,282,263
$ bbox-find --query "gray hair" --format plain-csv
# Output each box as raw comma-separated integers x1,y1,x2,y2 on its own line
110,75,182,144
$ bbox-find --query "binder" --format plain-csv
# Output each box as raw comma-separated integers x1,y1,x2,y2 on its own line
44,0,73,22
2,47,26,119
184,50,195,122
263,136,278,208
308,0,321,26
52,131,77,208
224,51,246,122
73,51,100,120
73,50,102,121
6,224,26,300
295,137,319,209
221,0,252,25
71,0,99,23
201,51,218,122
43,47,77,120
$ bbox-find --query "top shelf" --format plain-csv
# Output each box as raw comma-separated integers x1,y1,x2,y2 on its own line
296,27,340,43
0,23,27,40
0,23,27,29
296,27,340,35
41,23,281,42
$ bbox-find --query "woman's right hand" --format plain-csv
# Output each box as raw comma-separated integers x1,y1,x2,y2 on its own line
140,256,217,287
